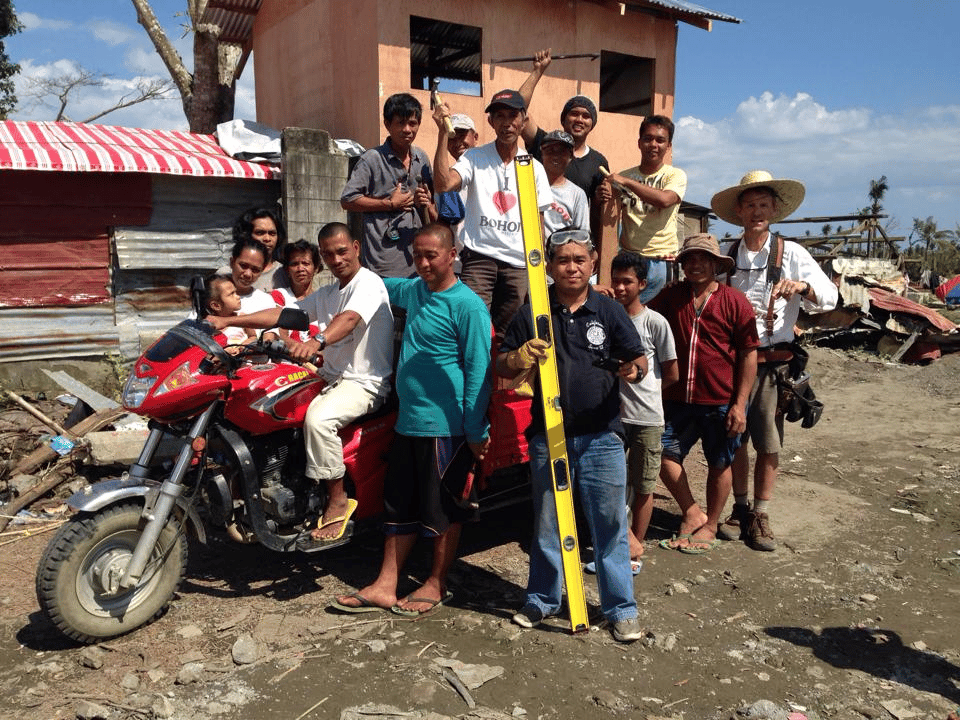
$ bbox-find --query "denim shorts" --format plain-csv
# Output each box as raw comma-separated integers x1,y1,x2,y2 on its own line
661,401,742,469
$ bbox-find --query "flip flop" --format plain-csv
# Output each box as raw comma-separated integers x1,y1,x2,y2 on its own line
390,590,454,618
296,498,358,552
658,533,693,551
678,538,722,555
330,592,390,614
584,560,643,575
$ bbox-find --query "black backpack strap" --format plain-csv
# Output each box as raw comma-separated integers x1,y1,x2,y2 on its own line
725,238,741,285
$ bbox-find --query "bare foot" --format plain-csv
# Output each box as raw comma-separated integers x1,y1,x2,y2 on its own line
685,524,719,552
678,507,710,539
335,583,396,610
395,579,446,614
312,497,354,541
628,531,646,561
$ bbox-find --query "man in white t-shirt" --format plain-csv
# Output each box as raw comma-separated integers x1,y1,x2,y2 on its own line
207,222,395,549
432,89,552,339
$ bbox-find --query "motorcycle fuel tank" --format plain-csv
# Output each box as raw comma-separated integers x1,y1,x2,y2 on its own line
224,362,325,434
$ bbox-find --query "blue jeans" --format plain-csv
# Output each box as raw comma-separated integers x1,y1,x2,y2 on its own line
525,431,637,623
637,259,669,304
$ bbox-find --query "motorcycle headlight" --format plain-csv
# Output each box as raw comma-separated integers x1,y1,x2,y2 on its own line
122,373,157,408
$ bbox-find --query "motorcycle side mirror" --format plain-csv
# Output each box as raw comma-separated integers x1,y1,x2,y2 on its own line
277,307,310,331
189,275,209,319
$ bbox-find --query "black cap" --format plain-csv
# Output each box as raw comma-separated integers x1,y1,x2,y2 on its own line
485,89,526,113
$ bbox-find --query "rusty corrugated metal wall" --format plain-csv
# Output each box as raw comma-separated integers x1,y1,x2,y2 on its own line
0,172,280,365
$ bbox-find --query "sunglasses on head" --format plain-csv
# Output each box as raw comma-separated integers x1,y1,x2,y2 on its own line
547,228,594,254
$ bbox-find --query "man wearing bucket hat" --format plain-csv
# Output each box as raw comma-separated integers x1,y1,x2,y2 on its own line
711,171,838,551
518,50,609,241
432,89,552,339
648,233,759,554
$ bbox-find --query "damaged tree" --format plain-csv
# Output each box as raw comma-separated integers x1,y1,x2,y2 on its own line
131,0,243,133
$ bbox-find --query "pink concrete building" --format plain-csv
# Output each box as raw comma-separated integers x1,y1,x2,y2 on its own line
207,0,738,172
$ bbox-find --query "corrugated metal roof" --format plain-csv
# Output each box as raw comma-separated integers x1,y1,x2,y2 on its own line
632,0,740,24
0,121,280,180
205,0,739,50
202,0,262,45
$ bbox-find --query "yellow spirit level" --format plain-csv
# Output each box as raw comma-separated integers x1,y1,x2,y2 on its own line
514,155,589,633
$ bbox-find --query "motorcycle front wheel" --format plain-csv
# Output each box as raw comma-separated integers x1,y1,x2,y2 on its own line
36,502,188,644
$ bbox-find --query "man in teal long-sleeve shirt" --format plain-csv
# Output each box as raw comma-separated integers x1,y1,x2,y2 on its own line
333,223,492,616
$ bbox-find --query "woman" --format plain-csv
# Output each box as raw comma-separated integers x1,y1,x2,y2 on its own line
228,236,278,327
230,207,289,291
270,239,321,342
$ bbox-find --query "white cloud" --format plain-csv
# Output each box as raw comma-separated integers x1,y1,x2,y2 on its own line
16,12,73,31
87,19,139,47
677,92,960,235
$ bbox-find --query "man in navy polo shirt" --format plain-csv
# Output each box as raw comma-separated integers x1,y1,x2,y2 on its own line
496,228,648,643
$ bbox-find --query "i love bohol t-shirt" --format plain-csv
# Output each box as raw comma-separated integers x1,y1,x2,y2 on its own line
452,142,552,268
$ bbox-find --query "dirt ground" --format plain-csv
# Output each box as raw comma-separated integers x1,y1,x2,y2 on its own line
1,345,959,720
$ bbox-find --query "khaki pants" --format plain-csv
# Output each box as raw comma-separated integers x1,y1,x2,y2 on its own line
304,380,383,481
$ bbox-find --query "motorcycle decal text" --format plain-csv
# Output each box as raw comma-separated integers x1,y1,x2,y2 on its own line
273,370,309,388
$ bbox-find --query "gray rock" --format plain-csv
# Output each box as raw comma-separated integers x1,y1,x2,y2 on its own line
78,646,106,670
75,700,111,720
176,623,204,638
8,473,38,496
739,699,788,719
205,701,231,715
859,593,879,603
363,639,387,653
151,695,175,718
37,660,65,675
592,689,630,711
146,668,166,683
176,661,204,685
125,693,153,710
231,633,260,665
658,633,678,651
119,672,140,691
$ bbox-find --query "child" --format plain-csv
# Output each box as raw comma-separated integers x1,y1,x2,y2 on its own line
205,273,257,353
610,252,678,569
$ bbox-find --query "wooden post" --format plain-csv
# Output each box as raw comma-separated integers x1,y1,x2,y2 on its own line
597,196,620,286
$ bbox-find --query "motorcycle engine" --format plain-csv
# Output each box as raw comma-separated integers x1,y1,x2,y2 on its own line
250,431,312,524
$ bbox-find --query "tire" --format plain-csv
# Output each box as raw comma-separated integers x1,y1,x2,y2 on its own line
36,502,188,644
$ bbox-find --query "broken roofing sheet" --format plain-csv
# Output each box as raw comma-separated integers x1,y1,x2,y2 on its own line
799,257,958,362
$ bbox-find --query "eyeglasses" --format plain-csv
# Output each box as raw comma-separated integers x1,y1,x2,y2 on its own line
548,228,594,254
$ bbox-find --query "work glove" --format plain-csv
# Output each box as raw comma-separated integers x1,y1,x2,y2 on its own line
505,339,550,397
504,338,550,371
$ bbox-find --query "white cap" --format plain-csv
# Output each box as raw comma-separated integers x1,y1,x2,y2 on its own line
450,113,476,131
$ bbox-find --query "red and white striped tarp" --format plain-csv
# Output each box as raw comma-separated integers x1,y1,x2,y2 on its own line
0,120,280,180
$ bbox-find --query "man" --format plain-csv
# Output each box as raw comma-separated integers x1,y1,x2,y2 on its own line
341,93,436,277
205,223,394,548
497,228,648,643
600,116,686,303
436,113,478,229
519,49,608,241
539,130,589,237
432,89,552,338
333,223,491,615
649,234,758,554
610,251,678,566
711,171,838,551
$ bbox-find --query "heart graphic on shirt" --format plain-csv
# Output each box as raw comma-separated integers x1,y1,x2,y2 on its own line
492,191,517,214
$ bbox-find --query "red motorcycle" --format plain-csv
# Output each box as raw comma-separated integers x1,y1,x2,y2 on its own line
36,296,531,644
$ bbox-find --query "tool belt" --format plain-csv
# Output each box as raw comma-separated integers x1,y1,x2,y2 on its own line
757,347,794,364
768,341,823,429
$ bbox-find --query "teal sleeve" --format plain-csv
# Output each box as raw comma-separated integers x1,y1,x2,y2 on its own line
458,298,492,444
382,277,409,308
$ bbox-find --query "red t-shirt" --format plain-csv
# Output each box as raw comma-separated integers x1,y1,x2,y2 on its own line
650,281,759,406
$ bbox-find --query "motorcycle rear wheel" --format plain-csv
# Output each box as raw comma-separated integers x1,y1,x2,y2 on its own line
36,502,188,644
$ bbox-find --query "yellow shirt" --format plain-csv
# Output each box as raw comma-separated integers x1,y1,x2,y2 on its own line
618,164,687,258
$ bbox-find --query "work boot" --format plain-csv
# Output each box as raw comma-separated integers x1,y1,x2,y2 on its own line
745,511,777,551
717,502,751,541
611,617,643,643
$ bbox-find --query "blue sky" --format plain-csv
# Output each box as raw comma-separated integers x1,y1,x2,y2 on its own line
7,0,960,240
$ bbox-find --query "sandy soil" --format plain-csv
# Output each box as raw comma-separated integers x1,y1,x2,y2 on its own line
1,346,959,720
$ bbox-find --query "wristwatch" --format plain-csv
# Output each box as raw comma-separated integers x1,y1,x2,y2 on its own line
312,332,326,350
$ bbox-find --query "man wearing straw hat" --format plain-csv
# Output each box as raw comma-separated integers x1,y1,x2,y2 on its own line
710,171,838,551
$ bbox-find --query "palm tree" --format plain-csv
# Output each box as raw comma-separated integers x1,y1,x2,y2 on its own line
868,175,888,215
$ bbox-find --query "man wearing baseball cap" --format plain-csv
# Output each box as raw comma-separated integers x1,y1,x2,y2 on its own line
711,171,838,552
432,89,552,339
435,113,479,229
539,130,589,237
519,49,609,241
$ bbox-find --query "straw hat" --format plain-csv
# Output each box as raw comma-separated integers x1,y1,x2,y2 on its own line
710,170,806,226
677,233,735,274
